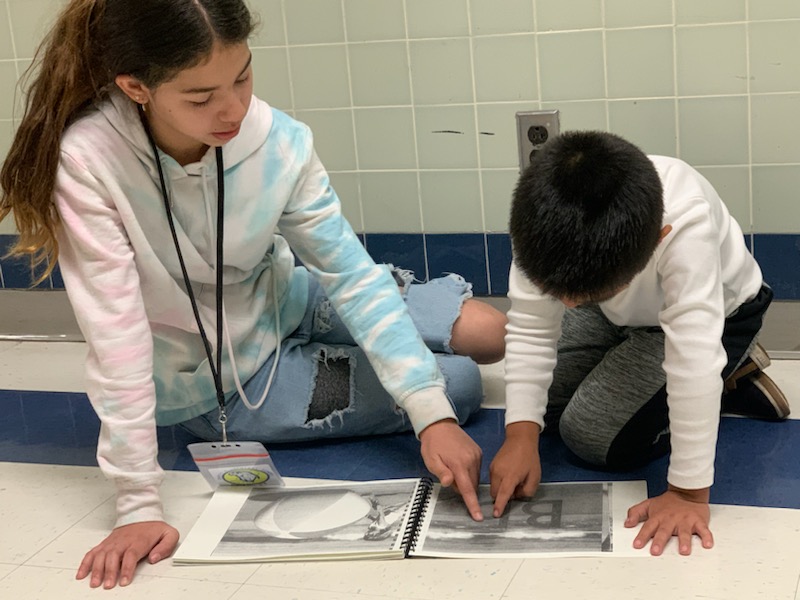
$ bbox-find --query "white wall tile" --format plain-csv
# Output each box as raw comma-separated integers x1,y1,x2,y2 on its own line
3,0,799,237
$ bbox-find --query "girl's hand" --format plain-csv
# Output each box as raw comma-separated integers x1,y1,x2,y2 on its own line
76,520,179,588
419,419,484,521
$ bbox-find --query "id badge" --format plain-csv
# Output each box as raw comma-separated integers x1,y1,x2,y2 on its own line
188,441,284,490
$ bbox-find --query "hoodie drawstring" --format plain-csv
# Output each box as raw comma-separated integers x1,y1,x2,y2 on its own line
142,104,282,442
223,253,282,411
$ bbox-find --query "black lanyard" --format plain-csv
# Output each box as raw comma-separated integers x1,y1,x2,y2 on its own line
139,106,229,442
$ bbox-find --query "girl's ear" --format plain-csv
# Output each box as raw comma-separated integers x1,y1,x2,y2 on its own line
115,75,151,105
658,224,673,244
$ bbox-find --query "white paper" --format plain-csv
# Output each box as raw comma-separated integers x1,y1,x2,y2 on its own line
174,478,422,564
411,480,646,558
174,478,648,564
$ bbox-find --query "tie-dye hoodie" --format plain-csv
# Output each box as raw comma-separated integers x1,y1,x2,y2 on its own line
54,93,457,527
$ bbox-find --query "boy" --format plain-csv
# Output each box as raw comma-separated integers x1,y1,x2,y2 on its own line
491,131,789,556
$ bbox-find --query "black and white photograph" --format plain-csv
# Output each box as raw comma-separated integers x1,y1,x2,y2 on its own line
413,482,613,557
173,478,644,564
210,479,418,559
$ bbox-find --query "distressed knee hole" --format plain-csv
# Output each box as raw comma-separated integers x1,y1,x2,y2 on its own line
306,352,353,423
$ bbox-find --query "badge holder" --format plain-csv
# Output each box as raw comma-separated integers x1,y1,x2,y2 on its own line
188,440,284,489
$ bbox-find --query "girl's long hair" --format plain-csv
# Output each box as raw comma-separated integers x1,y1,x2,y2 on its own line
0,0,254,283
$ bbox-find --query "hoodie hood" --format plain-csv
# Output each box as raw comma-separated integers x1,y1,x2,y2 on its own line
98,91,273,178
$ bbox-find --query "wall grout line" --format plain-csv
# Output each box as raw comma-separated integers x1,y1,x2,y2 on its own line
464,0,491,293
672,0,681,159
338,0,365,234
3,1,800,249
744,0,756,241
244,16,800,50
280,90,800,114
278,1,296,115
600,0,611,131
401,0,429,281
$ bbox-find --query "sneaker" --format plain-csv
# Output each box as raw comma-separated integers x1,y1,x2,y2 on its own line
722,370,791,420
723,342,771,394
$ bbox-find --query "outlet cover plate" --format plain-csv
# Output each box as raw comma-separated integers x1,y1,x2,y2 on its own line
516,109,560,172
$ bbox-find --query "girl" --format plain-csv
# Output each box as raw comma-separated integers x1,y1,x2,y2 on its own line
0,0,506,588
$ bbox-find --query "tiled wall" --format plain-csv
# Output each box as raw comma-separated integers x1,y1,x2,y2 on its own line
1,0,800,296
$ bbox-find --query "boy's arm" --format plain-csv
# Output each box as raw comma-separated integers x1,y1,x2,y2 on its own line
491,265,563,515
490,421,542,516
624,485,713,555
633,200,727,554
503,264,564,428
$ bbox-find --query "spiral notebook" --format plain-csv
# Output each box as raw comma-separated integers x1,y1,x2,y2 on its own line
173,477,647,564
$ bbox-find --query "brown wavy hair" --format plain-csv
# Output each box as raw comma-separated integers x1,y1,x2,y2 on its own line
0,0,255,283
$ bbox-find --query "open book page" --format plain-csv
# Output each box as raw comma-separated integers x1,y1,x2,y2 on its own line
174,478,647,564
174,478,423,564
410,481,647,558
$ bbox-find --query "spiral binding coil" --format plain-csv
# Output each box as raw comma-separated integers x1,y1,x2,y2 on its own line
400,477,434,557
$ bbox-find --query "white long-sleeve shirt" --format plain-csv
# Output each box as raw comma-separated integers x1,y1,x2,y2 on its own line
54,93,458,527
505,156,763,490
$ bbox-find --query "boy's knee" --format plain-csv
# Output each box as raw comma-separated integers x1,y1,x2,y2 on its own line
558,409,609,467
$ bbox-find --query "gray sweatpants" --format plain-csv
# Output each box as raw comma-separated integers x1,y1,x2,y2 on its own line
546,284,772,470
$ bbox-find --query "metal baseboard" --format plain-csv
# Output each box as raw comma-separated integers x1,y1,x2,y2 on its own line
1,290,798,357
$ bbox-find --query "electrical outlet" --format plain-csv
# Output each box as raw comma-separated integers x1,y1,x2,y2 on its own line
516,109,560,172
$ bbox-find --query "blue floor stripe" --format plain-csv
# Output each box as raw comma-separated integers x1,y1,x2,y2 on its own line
1,389,797,509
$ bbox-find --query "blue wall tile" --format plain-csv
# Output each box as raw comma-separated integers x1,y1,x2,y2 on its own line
425,233,489,295
1,232,798,298
0,235,51,289
51,263,65,289
364,234,426,280
487,233,512,295
753,234,800,300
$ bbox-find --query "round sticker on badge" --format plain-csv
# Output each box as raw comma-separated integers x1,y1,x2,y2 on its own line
222,468,270,485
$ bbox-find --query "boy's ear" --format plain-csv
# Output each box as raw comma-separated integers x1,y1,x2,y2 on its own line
115,75,152,105
658,224,673,244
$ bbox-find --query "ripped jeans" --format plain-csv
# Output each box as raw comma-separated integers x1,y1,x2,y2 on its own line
178,268,483,443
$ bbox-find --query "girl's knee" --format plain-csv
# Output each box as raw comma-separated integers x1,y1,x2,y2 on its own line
450,299,507,364
437,354,483,424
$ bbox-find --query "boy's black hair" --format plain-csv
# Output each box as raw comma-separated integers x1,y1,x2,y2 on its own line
509,130,664,300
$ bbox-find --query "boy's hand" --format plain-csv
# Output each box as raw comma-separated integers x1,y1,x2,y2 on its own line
489,421,542,517
419,419,484,521
625,485,713,555
76,520,179,588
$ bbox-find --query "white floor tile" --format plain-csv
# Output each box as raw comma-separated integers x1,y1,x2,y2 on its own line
28,470,260,585
767,360,800,417
502,504,800,600
0,564,17,580
0,565,242,599
230,585,419,600
478,360,505,409
0,463,113,564
2,455,799,600
247,558,521,599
